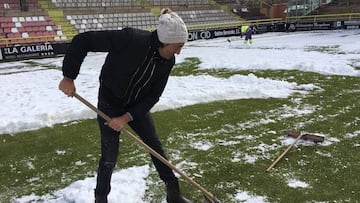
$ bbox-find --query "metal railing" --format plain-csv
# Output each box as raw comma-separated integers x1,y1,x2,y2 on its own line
0,35,63,47
186,18,284,30
286,12,360,23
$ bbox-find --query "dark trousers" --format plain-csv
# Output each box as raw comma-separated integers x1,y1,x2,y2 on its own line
95,97,176,196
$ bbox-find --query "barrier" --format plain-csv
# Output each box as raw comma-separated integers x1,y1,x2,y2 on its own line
0,42,69,61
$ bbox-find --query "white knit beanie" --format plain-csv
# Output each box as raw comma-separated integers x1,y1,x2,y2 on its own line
157,11,188,44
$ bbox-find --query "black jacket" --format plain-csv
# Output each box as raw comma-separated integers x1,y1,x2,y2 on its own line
62,28,175,120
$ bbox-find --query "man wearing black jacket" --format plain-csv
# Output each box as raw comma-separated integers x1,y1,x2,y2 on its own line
59,8,190,203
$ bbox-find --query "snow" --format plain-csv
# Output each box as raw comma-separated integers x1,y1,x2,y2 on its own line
1,29,359,202
235,191,269,202
287,179,310,188
14,165,149,203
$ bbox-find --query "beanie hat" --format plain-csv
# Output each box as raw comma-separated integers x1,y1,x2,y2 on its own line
157,11,188,44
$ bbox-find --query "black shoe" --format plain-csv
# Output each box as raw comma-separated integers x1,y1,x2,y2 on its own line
166,178,191,203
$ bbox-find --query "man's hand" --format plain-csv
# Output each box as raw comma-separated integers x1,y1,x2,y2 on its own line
106,113,133,132
59,77,76,96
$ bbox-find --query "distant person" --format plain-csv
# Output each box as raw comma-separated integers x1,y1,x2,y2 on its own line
244,25,253,44
59,8,190,203
240,25,249,39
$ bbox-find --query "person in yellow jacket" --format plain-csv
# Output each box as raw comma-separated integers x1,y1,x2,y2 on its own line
243,25,253,44
240,25,249,39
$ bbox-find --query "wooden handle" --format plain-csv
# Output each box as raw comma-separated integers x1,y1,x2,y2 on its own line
122,128,216,202
266,134,304,172
73,92,217,202
73,93,111,121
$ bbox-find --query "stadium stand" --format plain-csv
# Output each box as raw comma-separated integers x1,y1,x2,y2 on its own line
313,0,360,14
233,7,269,20
284,0,360,24
1,0,41,11
1,0,359,49
58,0,239,33
1,0,243,47
0,0,68,46
221,0,274,20
176,9,239,25
66,12,158,32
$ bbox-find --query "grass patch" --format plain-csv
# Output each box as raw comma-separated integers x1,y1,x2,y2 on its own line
23,60,61,70
172,57,202,76
0,58,359,202
172,57,253,78
0,120,148,202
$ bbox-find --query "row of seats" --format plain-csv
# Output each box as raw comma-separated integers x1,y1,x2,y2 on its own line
0,0,38,3
0,16,51,23
50,0,211,8
65,9,239,34
67,12,158,32
177,9,238,25
66,12,155,20
51,0,141,8
0,35,67,47
315,0,360,14
0,14,67,46
214,0,238,3
147,0,211,6
0,0,40,11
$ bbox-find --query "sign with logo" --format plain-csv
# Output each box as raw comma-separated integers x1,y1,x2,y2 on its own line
344,20,360,29
295,22,331,30
188,27,241,41
0,43,55,60
344,20,360,25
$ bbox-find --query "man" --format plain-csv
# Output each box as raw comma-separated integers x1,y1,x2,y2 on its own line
59,8,190,203
244,25,253,44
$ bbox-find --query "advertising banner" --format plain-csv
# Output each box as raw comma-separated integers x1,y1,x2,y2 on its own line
344,20,360,29
0,43,55,60
188,27,241,41
294,22,332,30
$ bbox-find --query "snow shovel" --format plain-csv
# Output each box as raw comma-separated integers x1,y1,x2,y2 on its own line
72,92,221,203
266,131,324,172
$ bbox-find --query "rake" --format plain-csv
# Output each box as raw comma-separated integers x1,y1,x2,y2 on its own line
72,92,221,203
266,130,325,172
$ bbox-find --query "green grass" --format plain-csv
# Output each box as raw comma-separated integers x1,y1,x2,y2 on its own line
0,57,359,202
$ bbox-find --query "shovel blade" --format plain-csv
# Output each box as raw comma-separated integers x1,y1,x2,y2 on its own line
288,130,325,143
